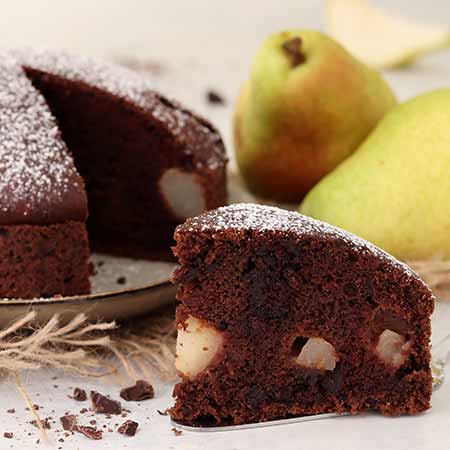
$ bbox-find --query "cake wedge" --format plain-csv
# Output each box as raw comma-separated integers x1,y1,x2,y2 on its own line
170,204,434,425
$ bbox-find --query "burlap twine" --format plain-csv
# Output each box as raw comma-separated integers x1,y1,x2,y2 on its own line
0,302,175,442
0,306,177,381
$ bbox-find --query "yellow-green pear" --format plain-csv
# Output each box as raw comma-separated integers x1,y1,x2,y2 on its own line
233,30,396,203
300,89,450,261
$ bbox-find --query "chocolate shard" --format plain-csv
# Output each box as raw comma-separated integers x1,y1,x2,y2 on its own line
206,90,226,105
117,420,139,436
90,391,122,415
30,418,51,430
120,380,154,402
116,276,127,285
75,425,103,440
73,387,87,401
60,414,77,431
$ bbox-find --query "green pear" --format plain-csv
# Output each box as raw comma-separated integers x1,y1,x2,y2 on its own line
300,89,450,261
233,30,396,202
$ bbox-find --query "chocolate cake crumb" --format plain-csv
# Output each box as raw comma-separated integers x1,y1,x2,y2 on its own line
91,391,122,414
171,427,182,436
75,425,103,440
60,414,77,431
206,90,225,105
73,387,87,401
6,408,15,414
157,409,168,416
31,418,51,429
3,432,13,439
117,420,138,436
79,408,88,414
116,276,126,285
120,380,154,401
25,404,40,411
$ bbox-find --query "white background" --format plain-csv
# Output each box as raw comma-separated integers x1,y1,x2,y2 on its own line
1,1,450,449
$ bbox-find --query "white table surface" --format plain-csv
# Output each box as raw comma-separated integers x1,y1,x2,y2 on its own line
0,1,450,449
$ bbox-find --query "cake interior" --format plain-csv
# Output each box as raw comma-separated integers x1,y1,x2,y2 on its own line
25,68,187,257
170,223,433,425
0,222,90,299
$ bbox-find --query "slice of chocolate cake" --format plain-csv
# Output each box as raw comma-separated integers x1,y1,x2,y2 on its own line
0,57,90,299
170,204,434,425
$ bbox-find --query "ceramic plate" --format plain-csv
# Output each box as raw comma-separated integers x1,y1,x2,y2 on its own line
0,254,178,327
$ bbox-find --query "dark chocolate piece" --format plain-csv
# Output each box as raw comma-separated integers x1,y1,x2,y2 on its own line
72,387,87,401
31,418,51,429
120,380,154,402
90,391,122,415
206,90,225,105
60,415,77,431
75,425,103,440
117,420,138,436
116,276,126,285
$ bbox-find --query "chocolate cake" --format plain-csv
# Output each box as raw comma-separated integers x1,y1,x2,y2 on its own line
170,204,434,425
0,50,227,299
0,58,90,298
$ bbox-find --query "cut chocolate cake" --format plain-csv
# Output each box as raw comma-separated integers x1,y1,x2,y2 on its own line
0,57,90,298
170,204,434,425
16,49,227,254
0,50,227,298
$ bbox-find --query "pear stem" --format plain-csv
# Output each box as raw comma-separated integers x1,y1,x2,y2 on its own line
282,37,306,67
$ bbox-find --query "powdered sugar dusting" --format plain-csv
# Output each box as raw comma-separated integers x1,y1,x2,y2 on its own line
180,203,424,283
0,56,84,224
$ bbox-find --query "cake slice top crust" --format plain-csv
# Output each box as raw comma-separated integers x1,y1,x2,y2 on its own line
13,49,227,174
0,57,87,225
175,203,432,295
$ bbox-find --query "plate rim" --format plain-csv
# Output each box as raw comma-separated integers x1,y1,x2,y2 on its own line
0,279,176,307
